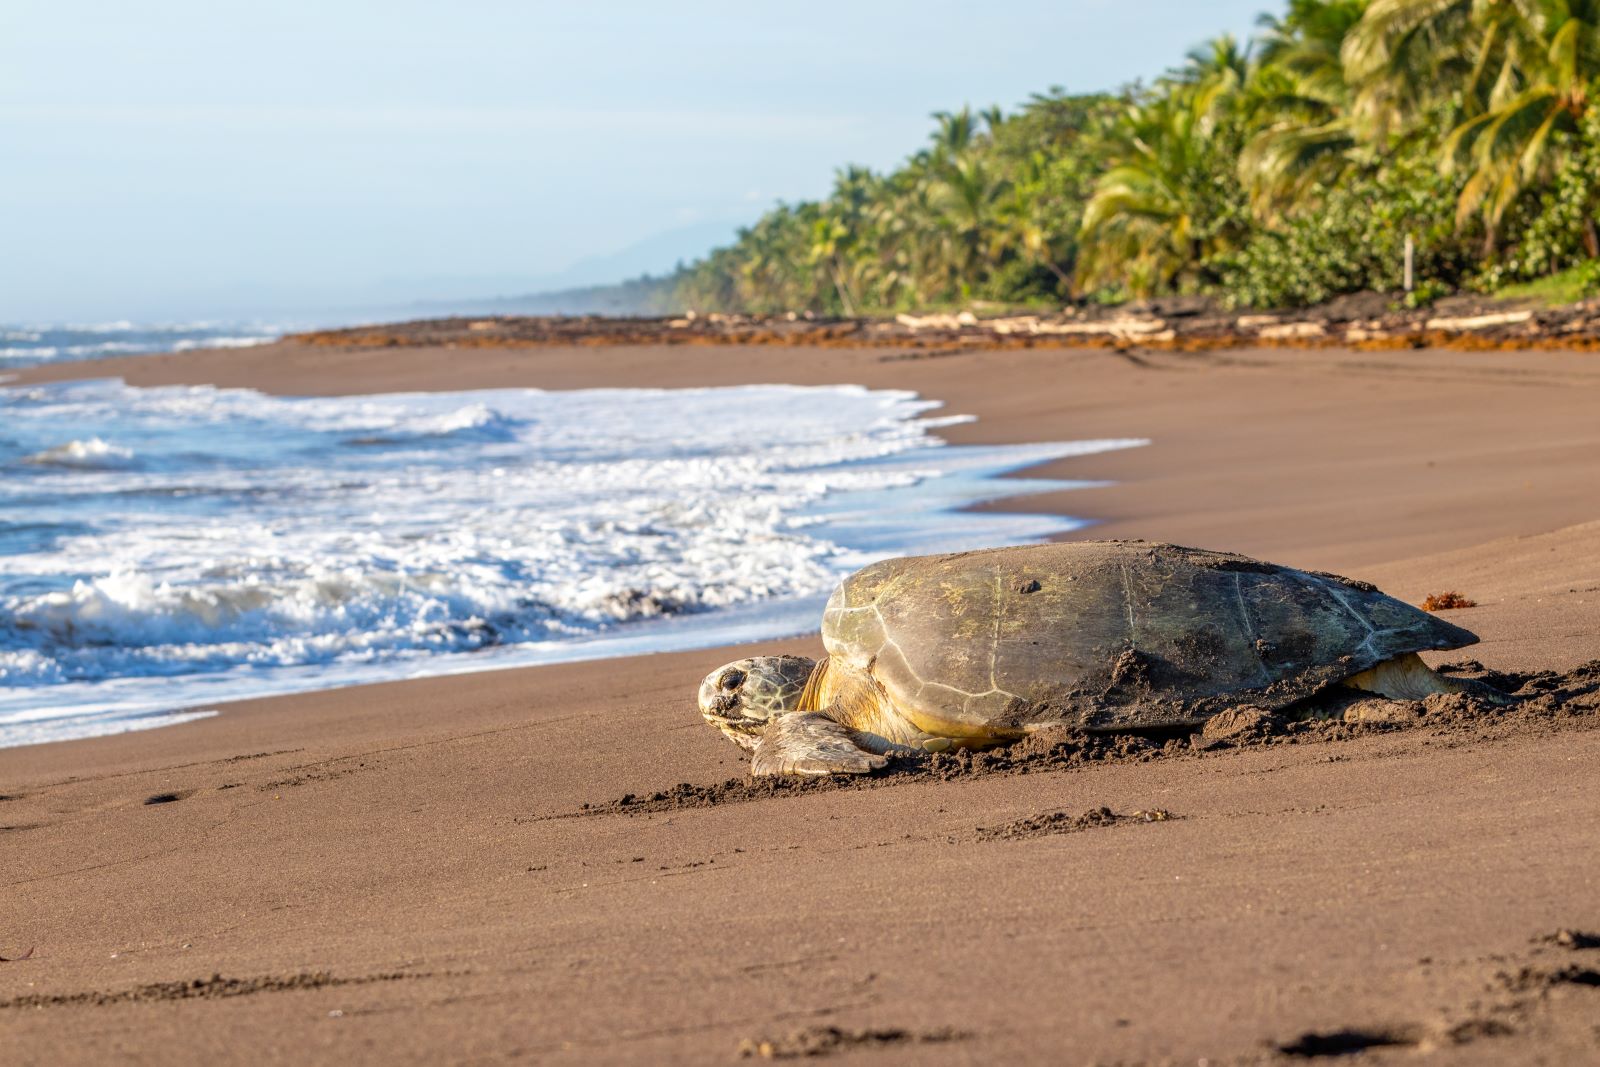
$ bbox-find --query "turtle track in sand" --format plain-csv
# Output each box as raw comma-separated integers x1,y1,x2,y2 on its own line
731,924,1600,1061
969,805,1174,842
575,660,1600,816
0,971,429,1011
1268,926,1600,1060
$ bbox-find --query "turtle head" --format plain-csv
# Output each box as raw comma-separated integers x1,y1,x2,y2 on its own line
697,655,817,750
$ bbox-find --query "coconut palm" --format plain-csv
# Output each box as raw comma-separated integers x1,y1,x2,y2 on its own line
1237,0,1368,218
1259,0,1369,98
1345,0,1600,239
929,107,980,160
670,0,1600,316
1341,0,1480,140
930,155,1013,294
1171,33,1253,117
1078,84,1247,295
1440,0,1600,235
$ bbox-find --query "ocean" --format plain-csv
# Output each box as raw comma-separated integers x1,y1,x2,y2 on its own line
0,377,1146,747
1,322,284,368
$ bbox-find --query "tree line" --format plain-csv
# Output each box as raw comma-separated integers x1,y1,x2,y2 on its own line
673,0,1600,313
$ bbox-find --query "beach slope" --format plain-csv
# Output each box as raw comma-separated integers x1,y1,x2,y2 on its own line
4,340,1599,1064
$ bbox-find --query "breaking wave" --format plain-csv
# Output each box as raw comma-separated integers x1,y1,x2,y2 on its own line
22,437,138,469
0,378,1145,746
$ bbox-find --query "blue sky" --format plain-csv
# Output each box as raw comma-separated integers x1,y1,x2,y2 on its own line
1,1,1270,321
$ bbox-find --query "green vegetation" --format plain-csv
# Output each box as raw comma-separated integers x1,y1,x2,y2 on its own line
1495,260,1600,303
674,0,1600,313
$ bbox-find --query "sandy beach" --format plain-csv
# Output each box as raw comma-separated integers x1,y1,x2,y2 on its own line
5,339,1600,1064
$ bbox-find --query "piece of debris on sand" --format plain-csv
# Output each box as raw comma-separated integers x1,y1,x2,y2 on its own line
1422,591,1477,611
738,1026,965,1059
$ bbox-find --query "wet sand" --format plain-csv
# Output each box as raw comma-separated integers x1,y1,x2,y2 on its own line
5,340,1600,1064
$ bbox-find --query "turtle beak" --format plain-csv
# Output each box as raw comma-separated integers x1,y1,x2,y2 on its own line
698,661,772,748
698,655,819,750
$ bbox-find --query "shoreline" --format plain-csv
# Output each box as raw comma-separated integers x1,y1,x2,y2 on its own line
5,339,1600,1064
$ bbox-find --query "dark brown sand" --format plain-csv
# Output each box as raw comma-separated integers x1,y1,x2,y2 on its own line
4,341,1600,1064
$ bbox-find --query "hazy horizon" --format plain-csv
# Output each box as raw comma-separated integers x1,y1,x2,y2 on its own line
3,1,1266,322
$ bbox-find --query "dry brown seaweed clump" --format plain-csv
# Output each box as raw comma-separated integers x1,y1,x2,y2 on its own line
1422,591,1477,611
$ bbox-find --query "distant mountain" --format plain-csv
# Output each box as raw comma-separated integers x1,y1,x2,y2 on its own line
538,219,743,290
477,275,681,316
94,221,744,325
427,219,744,317
392,219,742,318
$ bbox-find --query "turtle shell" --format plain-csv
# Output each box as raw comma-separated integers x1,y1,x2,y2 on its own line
820,540,1477,732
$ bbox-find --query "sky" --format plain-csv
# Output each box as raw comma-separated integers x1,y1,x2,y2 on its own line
0,0,1270,322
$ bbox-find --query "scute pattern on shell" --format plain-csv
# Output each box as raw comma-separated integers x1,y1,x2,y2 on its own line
820,541,1477,731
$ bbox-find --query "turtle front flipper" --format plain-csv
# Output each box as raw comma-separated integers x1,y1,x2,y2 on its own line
752,714,888,777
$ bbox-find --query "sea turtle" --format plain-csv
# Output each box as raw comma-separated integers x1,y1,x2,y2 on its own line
698,541,1481,776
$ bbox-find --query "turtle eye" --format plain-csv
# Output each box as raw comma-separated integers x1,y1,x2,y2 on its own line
718,668,746,691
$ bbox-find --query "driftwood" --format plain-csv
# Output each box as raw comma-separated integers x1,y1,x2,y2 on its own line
290,294,1600,354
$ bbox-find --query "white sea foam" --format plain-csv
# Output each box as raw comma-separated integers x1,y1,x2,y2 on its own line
22,437,138,469
170,336,277,352
0,708,219,750
0,379,1146,746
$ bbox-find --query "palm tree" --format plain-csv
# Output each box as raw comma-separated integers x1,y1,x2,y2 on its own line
673,0,1600,315
992,150,1077,292
1077,36,1258,296
1345,0,1600,242
1237,0,1368,219
1258,0,1368,99
930,155,1012,294
929,107,979,160
1441,1,1600,236
805,166,884,315
1341,0,1480,141
1078,83,1246,295
1171,33,1253,117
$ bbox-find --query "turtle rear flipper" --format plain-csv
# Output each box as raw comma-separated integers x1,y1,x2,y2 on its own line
752,714,888,777
1342,652,1510,703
